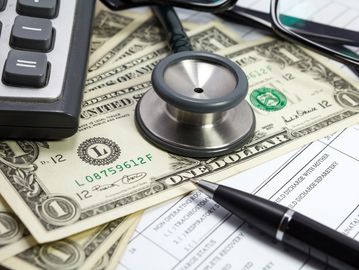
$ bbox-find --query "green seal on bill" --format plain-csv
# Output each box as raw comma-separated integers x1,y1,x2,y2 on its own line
250,87,287,111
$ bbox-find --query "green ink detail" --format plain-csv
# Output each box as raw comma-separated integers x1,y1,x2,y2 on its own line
76,154,154,187
250,87,287,112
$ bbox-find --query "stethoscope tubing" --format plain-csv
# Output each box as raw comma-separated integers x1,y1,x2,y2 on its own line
151,5,193,53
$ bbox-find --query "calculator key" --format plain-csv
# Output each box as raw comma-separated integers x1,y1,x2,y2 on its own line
11,16,53,51
0,0,6,11
3,50,49,88
17,0,58,19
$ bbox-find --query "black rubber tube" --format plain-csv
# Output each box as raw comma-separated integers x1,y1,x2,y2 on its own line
152,5,193,53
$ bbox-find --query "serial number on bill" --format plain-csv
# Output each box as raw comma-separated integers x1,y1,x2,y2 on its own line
75,154,153,187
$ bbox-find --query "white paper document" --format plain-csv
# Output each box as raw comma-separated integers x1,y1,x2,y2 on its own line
118,125,359,270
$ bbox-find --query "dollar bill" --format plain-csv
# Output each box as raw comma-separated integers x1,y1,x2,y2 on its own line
91,212,142,270
89,12,158,72
85,22,242,94
90,2,138,54
1,214,138,269
88,12,196,72
0,196,36,261
103,20,198,66
1,38,359,243
85,43,167,94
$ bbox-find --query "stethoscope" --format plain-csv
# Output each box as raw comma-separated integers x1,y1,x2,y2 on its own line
135,5,256,158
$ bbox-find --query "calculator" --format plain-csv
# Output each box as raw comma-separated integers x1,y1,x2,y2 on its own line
0,0,95,139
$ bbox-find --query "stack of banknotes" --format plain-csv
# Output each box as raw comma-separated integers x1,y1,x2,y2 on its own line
1,2,359,269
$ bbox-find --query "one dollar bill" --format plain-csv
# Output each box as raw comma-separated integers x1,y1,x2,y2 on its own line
88,11,197,72
0,196,36,261
89,12,162,72
1,214,138,269
90,2,138,54
1,38,359,243
91,212,142,270
85,22,244,94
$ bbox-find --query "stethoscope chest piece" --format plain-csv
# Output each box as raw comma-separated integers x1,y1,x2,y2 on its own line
135,51,255,157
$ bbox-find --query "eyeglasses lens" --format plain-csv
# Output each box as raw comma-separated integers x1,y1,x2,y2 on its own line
277,0,359,62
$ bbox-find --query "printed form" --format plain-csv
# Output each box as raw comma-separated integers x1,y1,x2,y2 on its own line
119,126,359,270
118,1,359,269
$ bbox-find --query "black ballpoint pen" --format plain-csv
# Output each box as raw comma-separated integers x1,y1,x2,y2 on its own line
190,179,359,270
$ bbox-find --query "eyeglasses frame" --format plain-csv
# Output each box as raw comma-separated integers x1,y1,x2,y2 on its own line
270,0,359,68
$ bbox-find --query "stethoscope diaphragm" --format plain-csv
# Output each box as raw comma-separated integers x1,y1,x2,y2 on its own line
135,51,255,157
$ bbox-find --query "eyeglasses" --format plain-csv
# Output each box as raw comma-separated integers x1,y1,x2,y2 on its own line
220,0,359,75
100,0,237,12
101,0,359,75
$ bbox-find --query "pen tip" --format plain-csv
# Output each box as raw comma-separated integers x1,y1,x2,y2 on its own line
189,178,200,186
189,179,217,199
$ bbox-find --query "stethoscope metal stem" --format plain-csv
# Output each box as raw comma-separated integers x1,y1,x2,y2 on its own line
166,104,227,127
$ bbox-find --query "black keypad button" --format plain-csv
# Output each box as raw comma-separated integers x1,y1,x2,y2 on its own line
17,0,58,19
0,0,6,11
3,50,49,88
11,16,53,52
